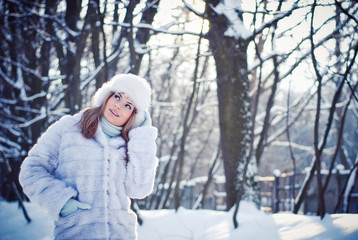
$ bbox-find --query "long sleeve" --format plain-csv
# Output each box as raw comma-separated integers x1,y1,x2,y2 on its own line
125,125,158,199
19,116,77,221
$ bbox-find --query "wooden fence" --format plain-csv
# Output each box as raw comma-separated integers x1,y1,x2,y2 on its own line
139,168,358,214
258,169,358,214
258,171,304,213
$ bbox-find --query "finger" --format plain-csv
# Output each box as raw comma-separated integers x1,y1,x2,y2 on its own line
77,202,91,210
61,205,78,217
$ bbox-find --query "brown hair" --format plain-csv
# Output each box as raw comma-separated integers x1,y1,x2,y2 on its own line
79,93,136,142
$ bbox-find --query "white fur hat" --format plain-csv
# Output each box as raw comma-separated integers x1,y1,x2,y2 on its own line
92,73,151,128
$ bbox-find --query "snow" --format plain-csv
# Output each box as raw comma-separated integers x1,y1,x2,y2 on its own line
212,0,251,40
134,39,148,55
0,201,53,240
1,201,358,240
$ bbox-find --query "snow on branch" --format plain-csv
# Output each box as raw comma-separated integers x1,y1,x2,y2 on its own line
35,27,74,54
0,98,17,105
210,0,251,40
0,136,22,152
271,141,336,156
106,22,201,37
0,69,19,88
18,113,47,128
248,52,281,72
19,91,47,102
271,141,313,153
23,7,80,38
0,56,65,83
134,39,148,55
182,0,205,18
0,68,47,102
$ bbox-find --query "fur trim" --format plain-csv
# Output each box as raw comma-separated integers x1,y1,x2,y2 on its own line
92,74,151,128
19,113,158,239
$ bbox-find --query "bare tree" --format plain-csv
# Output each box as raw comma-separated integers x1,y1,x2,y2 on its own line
0,0,161,202
293,0,358,215
2,1,358,225
200,0,253,212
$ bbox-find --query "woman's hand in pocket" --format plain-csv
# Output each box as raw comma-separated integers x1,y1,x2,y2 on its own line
60,198,91,217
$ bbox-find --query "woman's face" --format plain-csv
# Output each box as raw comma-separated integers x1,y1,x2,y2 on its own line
103,92,135,127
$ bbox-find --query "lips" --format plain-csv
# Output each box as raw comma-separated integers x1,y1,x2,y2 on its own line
109,109,119,117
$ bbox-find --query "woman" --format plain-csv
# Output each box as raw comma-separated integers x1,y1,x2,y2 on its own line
19,74,158,240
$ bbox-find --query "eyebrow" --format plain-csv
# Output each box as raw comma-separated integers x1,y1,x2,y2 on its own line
117,92,134,107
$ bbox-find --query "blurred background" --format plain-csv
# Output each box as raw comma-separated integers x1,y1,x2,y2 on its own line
1,0,357,221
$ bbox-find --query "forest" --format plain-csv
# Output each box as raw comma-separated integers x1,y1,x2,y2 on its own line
0,0,357,228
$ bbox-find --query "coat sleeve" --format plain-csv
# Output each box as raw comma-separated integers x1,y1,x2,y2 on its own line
19,116,78,221
125,125,158,199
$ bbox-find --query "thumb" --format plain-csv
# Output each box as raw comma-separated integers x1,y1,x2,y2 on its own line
77,201,91,210
140,110,152,127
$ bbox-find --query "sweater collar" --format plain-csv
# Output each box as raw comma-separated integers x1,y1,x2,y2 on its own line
100,116,122,138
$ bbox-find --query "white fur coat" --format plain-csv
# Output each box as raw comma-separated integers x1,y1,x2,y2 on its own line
19,112,158,240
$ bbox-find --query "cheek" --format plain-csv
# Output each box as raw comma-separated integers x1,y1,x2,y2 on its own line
104,98,113,110
124,109,135,120
124,110,133,120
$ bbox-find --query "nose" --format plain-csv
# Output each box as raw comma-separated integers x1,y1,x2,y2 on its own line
115,103,121,110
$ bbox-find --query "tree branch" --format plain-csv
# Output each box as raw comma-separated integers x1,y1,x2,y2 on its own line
248,1,299,41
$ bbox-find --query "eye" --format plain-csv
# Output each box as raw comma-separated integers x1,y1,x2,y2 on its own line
125,104,132,110
114,94,121,101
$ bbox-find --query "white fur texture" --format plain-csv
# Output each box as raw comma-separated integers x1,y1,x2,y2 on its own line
92,74,151,128
19,112,158,240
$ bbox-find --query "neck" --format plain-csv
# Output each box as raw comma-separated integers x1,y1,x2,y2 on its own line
100,117,122,138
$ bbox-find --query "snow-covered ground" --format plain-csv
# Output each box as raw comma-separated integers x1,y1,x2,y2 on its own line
1,200,358,240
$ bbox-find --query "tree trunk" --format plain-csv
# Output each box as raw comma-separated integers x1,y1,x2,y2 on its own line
206,0,253,210
63,0,83,113
91,0,108,89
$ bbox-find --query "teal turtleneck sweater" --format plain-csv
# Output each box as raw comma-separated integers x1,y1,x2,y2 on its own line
100,117,122,139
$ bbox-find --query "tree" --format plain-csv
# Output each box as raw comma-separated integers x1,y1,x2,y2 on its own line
1,0,56,201
1,1,357,225
203,0,253,211
0,0,161,201
293,0,358,216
